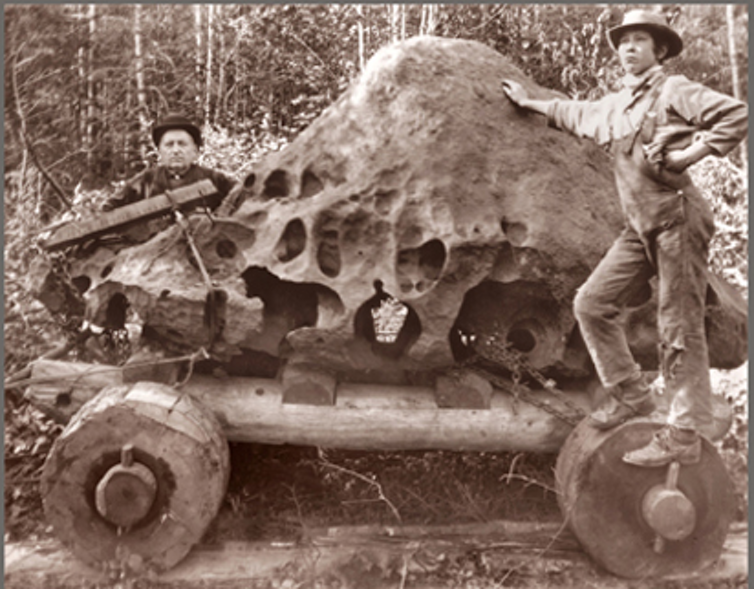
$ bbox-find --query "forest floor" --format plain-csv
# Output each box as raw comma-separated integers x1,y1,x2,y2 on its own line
4,364,748,589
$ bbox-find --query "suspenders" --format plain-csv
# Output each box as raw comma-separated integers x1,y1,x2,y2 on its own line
625,75,667,154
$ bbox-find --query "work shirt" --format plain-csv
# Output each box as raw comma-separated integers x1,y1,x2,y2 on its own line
545,67,748,236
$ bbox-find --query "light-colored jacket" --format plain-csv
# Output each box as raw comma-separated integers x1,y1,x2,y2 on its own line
545,68,747,235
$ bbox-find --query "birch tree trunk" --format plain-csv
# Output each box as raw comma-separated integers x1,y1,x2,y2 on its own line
215,5,225,127
85,4,96,172
426,5,436,36
77,45,86,147
356,4,365,73
133,4,149,160
420,5,436,36
194,5,204,120
725,5,747,167
391,5,398,43
205,4,214,124
233,58,240,134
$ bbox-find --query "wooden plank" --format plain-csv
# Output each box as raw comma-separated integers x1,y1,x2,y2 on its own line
4,524,747,588
41,179,218,251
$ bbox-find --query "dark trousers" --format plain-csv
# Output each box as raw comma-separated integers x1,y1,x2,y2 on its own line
573,201,714,433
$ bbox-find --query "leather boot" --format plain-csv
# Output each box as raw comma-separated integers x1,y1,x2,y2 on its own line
588,375,656,430
622,425,702,467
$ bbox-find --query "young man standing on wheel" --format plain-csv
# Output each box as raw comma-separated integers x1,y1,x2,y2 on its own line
501,9,747,467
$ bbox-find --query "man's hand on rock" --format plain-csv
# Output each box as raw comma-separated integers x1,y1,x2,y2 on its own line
501,79,528,107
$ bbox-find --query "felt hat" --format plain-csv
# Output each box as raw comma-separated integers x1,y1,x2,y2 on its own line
608,9,683,59
152,113,203,147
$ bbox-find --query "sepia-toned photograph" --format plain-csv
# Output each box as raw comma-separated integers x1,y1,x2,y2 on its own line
4,4,748,588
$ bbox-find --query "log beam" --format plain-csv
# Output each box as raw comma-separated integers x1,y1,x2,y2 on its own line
435,368,493,409
26,360,600,452
281,363,337,406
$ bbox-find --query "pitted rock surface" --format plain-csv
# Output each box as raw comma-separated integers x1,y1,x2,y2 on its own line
66,36,746,381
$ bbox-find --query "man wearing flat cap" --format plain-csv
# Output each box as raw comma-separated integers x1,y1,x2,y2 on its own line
502,9,747,467
104,113,238,216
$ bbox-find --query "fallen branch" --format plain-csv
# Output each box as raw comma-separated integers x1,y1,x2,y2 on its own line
317,448,403,524
498,452,557,494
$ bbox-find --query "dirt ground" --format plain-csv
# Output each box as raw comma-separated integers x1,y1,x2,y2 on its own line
4,365,748,588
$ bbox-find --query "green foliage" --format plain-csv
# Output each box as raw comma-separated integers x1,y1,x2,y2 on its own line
4,4,748,189
689,157,748,295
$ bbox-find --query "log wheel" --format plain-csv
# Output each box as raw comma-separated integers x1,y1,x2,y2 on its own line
555,418,733,579
41,381,230,574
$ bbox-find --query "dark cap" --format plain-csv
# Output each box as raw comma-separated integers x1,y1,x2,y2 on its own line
152,113,203,147
608,9,683,59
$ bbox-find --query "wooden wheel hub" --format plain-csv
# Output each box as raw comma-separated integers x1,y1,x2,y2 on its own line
95,444,157,528
641,463,696,543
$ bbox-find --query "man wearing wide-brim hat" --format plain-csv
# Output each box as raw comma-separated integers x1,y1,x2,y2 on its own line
103,113,238,228
501,9,747,467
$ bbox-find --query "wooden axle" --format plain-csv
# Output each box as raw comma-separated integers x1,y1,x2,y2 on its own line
25,359,598,453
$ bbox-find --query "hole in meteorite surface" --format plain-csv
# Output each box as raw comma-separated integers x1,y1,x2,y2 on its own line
241,267,344,356
216,239,238,259
276,219,307,262
353,280,421,359
507,328,536,353
300,168,324,199
72,275,92,294
244,173,257,189
317,230,341,278
55,392,71,407
449,280,559,374
104,292,129,330
263,169,290,198
101,263,114,279
500,218,528,246
396,238,447,293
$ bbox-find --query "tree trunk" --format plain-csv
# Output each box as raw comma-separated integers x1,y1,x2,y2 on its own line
725,5,747,167
426,5,436,35
356,4,365,73
77,46,86,147
85,4,96,172
133,4,149,160
215,5,225,127
234,57,240,134
391,5,398,43
420,5,436,36
205,4,214,124
194,5,204,120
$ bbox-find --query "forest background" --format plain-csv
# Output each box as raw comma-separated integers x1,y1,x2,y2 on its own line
3,2,749,556
4,4,749,369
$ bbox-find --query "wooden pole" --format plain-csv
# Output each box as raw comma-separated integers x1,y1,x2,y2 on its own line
26,359,599,453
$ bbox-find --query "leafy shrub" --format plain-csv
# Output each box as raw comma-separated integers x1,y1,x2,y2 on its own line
689,155,748,296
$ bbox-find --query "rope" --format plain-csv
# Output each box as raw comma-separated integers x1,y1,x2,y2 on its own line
4,348,210,390
163,190,223,346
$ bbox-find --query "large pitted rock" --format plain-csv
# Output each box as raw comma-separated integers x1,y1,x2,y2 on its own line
63,36,746,384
